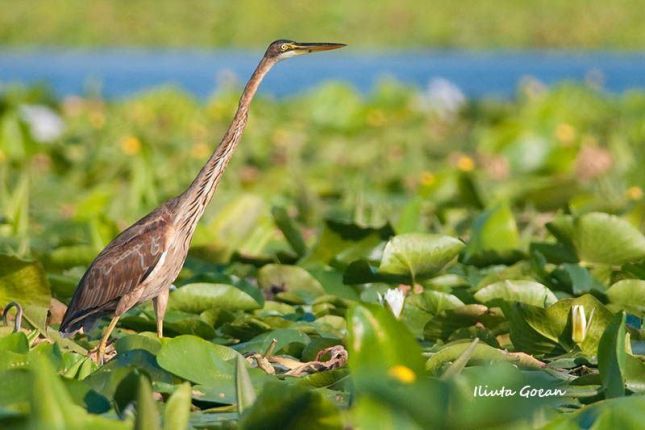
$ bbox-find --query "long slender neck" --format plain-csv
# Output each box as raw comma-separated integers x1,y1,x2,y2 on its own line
174,56,276,233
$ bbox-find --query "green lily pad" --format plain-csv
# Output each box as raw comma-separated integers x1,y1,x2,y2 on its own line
461,203,524,266
379,233,464,280
548,213,645,265
170,282,263,313
156,335,239,385
607,279,645,316
474,280,557,307
425,340,545,373
258,264,325,304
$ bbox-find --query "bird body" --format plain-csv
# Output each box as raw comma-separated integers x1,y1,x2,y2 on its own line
59,40,345,363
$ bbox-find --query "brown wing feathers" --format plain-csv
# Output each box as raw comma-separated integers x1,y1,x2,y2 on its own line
59,208,170,334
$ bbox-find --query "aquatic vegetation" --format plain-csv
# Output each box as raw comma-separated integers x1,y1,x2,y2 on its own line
0,81,644,429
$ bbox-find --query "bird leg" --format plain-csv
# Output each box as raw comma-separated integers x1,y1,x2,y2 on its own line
97,315,120,365
153,288,169,338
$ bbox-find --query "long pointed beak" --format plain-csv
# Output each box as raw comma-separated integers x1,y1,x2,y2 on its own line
293,42,347,53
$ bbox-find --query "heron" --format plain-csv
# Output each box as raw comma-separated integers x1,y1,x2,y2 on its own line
59,40,346,363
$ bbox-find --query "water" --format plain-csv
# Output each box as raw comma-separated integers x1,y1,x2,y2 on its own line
1,49,644,99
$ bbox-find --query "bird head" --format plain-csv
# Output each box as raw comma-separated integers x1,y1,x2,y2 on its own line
265,39,346,61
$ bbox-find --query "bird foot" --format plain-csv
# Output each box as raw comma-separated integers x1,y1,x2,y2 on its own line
88,343,116,365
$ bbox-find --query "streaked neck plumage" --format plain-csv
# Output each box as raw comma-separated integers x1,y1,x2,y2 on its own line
174,56,276,235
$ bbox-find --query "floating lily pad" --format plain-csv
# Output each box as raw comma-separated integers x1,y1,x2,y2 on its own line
379,233,464,280
474,280,557,307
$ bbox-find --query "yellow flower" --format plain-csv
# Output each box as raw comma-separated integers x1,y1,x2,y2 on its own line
388,365,416,383
626,186,643,201
120,136,142,155
0,149,6,163
456,155,475,172
555,123,577,144
420,171,436,186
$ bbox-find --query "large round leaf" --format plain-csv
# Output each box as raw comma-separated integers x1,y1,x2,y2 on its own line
607,279,645,316
156,335,239,386
571,213,645,265
474,280,557,307
379,234,464,279
170,282,262,313
257,264,325,304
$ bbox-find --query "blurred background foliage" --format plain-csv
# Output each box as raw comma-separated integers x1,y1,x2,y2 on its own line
1,81,643,261
1,0,645,49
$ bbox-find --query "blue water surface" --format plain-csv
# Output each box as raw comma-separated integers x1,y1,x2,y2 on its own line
1,49,644,99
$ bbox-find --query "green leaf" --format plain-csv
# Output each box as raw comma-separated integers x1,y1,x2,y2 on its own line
439,338,480,379
400,290,465,338
156,335,238,385
598,312,627,399
347,303,425,383
194,194,275,261
0,332,29,353
607,279,645,316
549,263,604,295
343,259,407,285
0,255,51,332
549,395,645,429
163,382,191,430
460,203,524,266
135,375,160,430
306,265,359,300
120,311,215,339
234,328,310,355
549,213,645,265
625,354,645,393
426,340,545,374
302,220,393,267
29,355,83,430
235,356,256,413
474,280,557,307
115,334,161,355
272,206,307,257
113,370,141,418
28,354,129,429
257,264,325,304
170,282,262,313
239,381,342,430
0,368,31,414
379,233,464,280
506,294,614,355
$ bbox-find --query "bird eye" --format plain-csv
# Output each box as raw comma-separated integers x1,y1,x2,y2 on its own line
280,44,288,51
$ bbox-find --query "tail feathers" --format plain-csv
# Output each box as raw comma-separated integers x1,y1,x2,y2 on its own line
59,309,101,336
